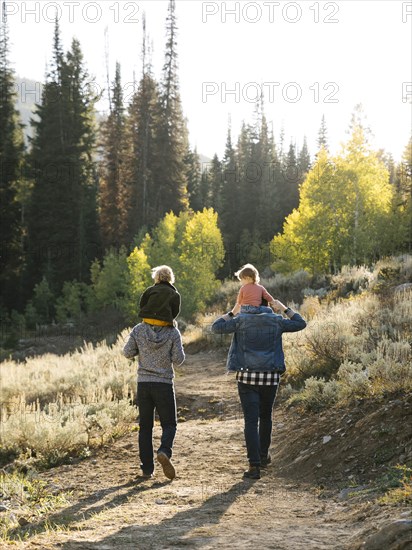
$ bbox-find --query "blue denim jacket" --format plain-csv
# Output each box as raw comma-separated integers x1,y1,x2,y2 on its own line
211,307,306,374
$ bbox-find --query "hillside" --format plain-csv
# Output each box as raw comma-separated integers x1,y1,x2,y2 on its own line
0,258,411,548
0,352,410,548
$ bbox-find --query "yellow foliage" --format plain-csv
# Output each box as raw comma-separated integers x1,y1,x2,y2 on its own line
127,246,151,319
271,127,398,274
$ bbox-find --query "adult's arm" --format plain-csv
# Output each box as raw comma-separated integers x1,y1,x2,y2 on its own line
211,314,238,334
122,328,139,358
280,311,307,332
271,299,307,332
171,329,185,365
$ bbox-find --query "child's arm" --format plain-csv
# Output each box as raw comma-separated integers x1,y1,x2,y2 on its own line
230,288,243,315
262,286,276,308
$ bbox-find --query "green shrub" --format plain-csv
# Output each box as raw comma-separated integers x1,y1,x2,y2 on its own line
331,265,374,296
55,280,91,324
89,247,130,315
31,277,55,324
337,360,371,399
285,274,411,409
289,376,340,411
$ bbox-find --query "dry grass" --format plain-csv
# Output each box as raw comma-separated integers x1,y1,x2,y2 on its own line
286,288,412,410
1,257,411,466
188,257,412,412
0,331,137,467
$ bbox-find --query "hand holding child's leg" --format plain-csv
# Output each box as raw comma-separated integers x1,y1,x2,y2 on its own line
270,300,286,313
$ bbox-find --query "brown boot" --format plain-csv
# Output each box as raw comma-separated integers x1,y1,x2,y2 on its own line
157,452,176,480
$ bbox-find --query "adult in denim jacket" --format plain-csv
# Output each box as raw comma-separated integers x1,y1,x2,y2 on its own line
211,300,306,479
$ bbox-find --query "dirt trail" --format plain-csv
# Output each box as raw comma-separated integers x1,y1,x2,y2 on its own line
10,353,410,549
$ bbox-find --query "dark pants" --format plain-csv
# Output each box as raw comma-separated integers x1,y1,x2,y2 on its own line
137,382,177,474
237,382,279,467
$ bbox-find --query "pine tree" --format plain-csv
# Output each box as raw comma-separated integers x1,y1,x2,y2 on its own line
199,164,212,209
228,117,271,268
396,137,412,251
236,122,254,232
378,150,396,185
0,8,25,309
64,38,100,277
317,114,328,151
155,0,189,218
278,142,300,223
220,124,239,273
99,62,126,249
298,137,311,177
255,112,277,243
185,146,202,211
278,125,285,159
268,126,284,237
27,24,100,292
209,154,223,212
123,55,161,239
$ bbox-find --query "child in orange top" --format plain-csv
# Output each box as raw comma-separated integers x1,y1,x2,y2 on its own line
230,264,275,316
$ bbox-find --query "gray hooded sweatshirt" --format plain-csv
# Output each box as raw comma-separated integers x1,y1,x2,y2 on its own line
123,323,185,384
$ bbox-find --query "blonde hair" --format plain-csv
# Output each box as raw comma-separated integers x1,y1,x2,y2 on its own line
234,263,260,283
151,265,175,284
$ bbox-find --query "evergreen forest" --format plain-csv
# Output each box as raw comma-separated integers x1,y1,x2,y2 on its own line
1,0,411,330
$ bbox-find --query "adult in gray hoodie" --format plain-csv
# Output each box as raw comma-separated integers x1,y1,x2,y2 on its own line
123,322,185,480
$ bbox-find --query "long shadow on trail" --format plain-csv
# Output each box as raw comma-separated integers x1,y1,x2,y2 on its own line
9,477,169,541
61,480,254,549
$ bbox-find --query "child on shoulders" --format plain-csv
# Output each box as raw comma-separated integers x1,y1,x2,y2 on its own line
230,263,275,316
138,265,181,326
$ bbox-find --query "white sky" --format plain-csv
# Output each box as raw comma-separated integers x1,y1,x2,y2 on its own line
5,0,412,161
